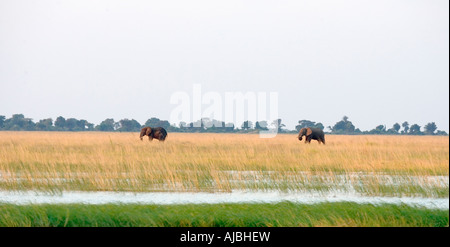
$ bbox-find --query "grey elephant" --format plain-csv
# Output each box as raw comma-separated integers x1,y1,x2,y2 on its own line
298,127,325,144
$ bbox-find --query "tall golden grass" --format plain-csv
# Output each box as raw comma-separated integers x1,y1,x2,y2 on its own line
0,131,448,194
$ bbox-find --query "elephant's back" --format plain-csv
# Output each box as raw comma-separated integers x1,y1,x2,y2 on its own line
154,127,168,139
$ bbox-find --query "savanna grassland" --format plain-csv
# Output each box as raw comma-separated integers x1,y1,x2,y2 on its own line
0,131,448,196
0,131,448,227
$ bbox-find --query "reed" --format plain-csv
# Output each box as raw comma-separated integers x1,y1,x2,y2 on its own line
0,202,447,227
0,132,448,196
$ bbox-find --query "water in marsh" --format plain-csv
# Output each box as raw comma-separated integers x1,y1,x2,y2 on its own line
0,190,448,209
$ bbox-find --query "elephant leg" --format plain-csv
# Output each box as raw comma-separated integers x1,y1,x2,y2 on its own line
153,133,160,141
157,134,165,141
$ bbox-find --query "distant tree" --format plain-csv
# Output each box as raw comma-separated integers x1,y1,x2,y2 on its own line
241,121,253,130
255,121,268,130
436,130,448,136
314,122,325,130
145,117,161,127
296,120,324,131
409,124,422,135
55,116,66,130
201,118,223,129
3,114,35,130
158,120,171,129
210,119,225,128
77,119,93,131
166,123,180,132
224,122,235,132
65,118,78,131
272,119,286,132
424,122,437,135
36,118,53,131
401,121,409,134
145,117,172,129
295,120,315,131
199,119,227,133
200,118,212,129
96,118,116,131
331,116,356,134
117,119,142,132
0,115,5,129
188,119,205,130
386,123,400,134
370,125,386,134
3,112,447,135
113,121,121,131
393,123,401,133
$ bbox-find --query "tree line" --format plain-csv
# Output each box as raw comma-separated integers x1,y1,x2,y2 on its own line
0,114,447,136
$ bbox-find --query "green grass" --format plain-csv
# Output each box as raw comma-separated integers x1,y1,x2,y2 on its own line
0,202,448,227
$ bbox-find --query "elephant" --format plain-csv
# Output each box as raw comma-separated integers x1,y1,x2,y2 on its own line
298,127,325,144
140,127,168,141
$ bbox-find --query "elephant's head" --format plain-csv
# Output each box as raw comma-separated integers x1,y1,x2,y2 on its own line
140,127,152,140
298,127,312,141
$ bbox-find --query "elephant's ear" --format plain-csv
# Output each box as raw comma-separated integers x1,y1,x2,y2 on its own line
298,128,305,136
146,127,152,135
306,128,312,136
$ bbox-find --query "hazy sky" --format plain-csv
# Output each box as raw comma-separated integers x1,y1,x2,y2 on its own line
1,0,449,131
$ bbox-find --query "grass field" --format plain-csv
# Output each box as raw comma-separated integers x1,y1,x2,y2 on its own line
0,132,448,196
0,131,448,227
0,202,448,227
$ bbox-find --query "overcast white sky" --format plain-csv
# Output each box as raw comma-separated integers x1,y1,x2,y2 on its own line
1,0,449,131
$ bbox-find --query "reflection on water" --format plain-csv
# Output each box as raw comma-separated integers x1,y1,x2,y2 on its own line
0,172,448,197
0,190,448,209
